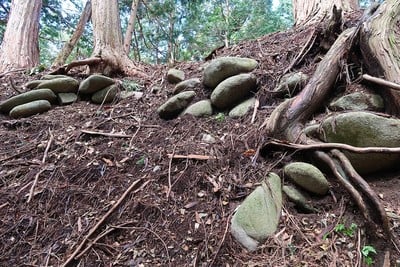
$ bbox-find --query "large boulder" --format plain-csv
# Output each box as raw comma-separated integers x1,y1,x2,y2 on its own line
203,57,258,88
329,92,384,112
284,162,329,195
228,97,256,118
167,69,185,84
210,73,257,110
317,111,400,174
0,89,56,114
9,100,51,118
79,74,115,94
157,91,196,120
182,100,213,117
36,77,79,93
231,173,282,251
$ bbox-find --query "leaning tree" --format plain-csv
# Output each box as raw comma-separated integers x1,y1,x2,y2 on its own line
264,0,400,249
0,0,42,72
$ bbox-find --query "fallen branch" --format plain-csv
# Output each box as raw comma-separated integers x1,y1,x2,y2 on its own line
80,129,133,138
0,68,25,78
62,178,149,266
27,130,54,203
167,154,216,160
362,74,400,91
262,138,400,154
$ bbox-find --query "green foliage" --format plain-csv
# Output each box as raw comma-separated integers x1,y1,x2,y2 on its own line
334,222,358,237
361,245,377,266
214,112,226,122
0,0,10,42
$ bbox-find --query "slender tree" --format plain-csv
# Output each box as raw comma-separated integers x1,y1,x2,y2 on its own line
0,0,42,72
123,0,140,55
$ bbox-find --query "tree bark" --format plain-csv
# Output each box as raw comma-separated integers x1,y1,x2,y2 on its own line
360,0,400,115
123,0,140,55
292,0,358,26
0,0,42,72
53,0,92,67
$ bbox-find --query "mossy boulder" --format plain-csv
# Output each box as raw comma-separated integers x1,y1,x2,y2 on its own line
182,100,213,117
79,74,115,94
24,80,43,89
284,162,329,195
9,100,51,118
228,97,256,118
329,92,384,112
283,185,315,213
173,78,201,94
211,73,257,110
167,69,185,84
157,91,196,120
91,84,119,104
203,57,258,89
36,77,79,93
41,74,71,80
317,111,400,174
273,72,309,96
57,93,78,105
231,173,282,251
0,89,56,113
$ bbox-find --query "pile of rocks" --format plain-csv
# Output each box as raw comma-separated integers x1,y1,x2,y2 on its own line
0,74,118,118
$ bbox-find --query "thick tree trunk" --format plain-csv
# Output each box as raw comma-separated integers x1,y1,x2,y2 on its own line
360,0,400,115
53,0,92,67
0,0,42,72
293,0,358,26
123,0,140,55
90,0,143,76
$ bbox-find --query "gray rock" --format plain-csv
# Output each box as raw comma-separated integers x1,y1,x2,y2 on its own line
329,92,384,112
36,77,79,93
91,84,118,104
203,57,258,89
211,73,257,110
231,173,282,251
167,69,185,84
273,72,308,96
201,134,217,144
317,111,400,174
283,185,315,213
0,89,56,113
79,74,115,94
24,80,43,89
284,162,329,195
120,91,143,100
228,97,256,118
9,100,51,118
57,93,77,105
157,91,196,120
173,78,201,94
182,100,213,117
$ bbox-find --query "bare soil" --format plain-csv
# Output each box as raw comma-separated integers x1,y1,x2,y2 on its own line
0,26,399,266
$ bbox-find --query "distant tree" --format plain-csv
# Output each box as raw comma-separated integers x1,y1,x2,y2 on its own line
0,0,42,72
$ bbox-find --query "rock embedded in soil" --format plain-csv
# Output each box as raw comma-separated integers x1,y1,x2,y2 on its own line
9,100,51,118
173,78,201,94
57,93,78,105
211,73,257,110
230,173,282,251
329,92,384,112
283,185,315,213
203,57,258,89
228,97,256,118
91,84,119,104
182,99,213,117
284,162,329,195
0,88,56,113
317,111,400,174
36,77,80,93
167,68,185,84
79,74,115,94
157,91,196,120
273,72,309,96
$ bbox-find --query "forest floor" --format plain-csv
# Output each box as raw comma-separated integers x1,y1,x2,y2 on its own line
0,25,399,267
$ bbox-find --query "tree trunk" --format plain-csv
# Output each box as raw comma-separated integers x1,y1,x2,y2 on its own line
360,0,400,115
123,0,140,56
0,0,42,72
53,0,92,67
90,0,143,76
292,0,358,26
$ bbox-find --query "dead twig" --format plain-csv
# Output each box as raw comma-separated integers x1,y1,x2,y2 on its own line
167,153,216,161
251,98,260,124
61,178,149,266
80,129,133,138
27,129,54,203
363,74,400,91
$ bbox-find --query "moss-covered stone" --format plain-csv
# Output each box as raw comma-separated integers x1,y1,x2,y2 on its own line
173,78,201,94
9,100,51,118
329,92,384,111
228,97,256,118
157,91,196,120
24,80,43,89
167,69,185,84
41,74,71,80
0,89,56,113
57,93,78,105
91,84,119,104
79,74,115,94
36,77,79,93
182,100,213,117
